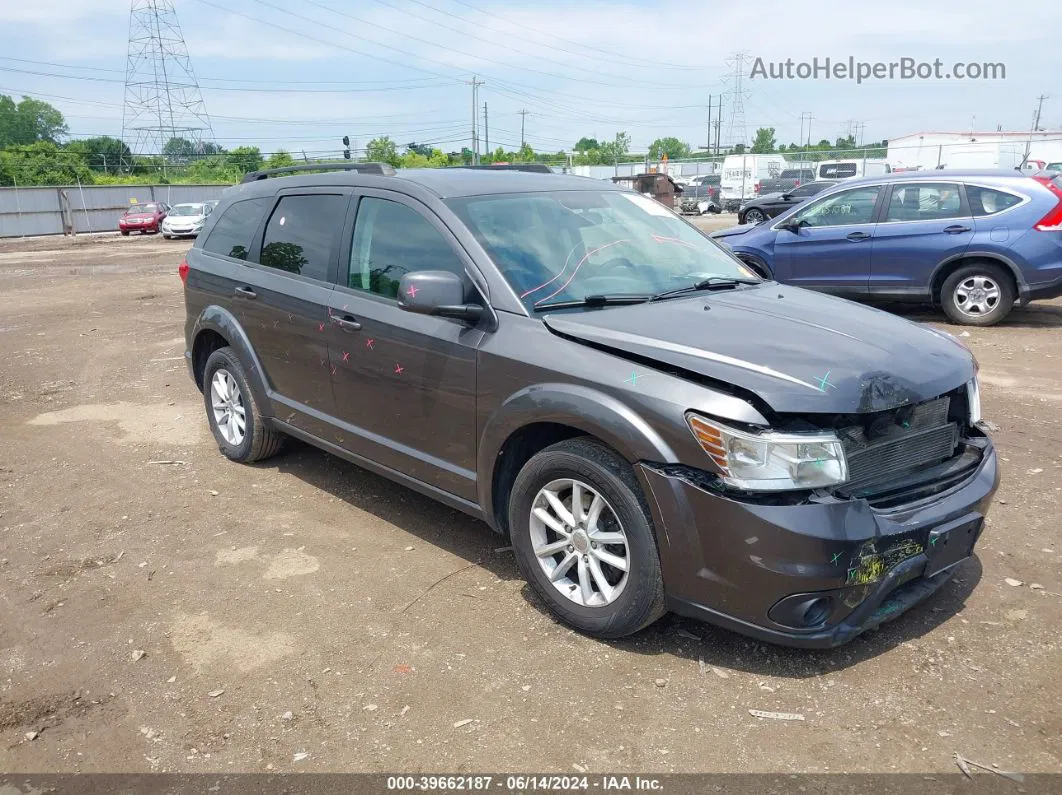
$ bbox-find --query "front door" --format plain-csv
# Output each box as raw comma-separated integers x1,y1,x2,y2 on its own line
772,184,885,295
230,189,351,438
869,182,973,296
326,192,484,501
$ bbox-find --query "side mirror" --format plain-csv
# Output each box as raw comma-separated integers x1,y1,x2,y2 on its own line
398,270,483,322
780,193,792,200
777,220,801,234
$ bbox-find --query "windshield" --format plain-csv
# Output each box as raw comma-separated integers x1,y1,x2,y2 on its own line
170,204,204,217
128,204,158,214
447,190,757,311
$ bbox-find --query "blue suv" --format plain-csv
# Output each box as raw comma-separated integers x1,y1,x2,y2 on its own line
711,169,1062,325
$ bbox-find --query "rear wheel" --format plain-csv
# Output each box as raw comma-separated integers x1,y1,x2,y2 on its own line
202,347,284,463
744,207,767,225
941,262,1015,326
509,438,665,639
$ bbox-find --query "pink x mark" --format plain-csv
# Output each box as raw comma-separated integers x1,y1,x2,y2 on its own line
330,364,337,375
365,338,375,350
406,284,418,299
318,322,325,332
394,363,404,374
342,351,350,362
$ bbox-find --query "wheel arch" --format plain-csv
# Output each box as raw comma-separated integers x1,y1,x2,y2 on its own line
478,384,678,535
930,253,1026,305
190,305,273,417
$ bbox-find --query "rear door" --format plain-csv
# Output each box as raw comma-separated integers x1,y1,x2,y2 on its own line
325,190,484,501
869,181,973,296
228,189,351,438
771,184,885,295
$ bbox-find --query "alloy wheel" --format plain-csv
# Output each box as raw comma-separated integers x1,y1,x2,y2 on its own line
210,368,247,445
954,275,1001,318
528,478,629,608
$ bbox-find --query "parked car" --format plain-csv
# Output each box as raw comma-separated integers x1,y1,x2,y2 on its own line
182,162,997,647
161,202,213,239
678,182,721,215
1046,162,1062,173
757,168,818,196
738,180,837,225
816,159,891,180
712,169,1062,325
118,202,167,235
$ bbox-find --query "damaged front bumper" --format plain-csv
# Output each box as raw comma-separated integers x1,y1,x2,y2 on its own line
638,437,999,648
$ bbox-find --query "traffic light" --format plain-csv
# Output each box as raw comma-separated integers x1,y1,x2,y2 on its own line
342,136,351,160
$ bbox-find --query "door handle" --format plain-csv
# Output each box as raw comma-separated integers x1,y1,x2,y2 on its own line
233,285,257,299
943,225,972,234
846,231,872,241
330,314,362,332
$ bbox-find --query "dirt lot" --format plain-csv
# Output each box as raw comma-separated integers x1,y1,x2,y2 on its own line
0,226,1060,776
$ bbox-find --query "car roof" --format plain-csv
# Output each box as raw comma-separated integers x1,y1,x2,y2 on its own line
227,167,619,200
840,169,1035,186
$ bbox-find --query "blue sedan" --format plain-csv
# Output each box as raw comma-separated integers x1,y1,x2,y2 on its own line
711,169,1062,325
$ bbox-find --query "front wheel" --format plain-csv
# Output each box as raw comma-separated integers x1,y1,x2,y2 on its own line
940,262,1015,326
509,438,665,639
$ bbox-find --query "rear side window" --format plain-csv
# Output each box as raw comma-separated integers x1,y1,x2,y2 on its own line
258,194,347,281
347,197,466,299
202,197,269,261
885,183,965,222
965,185,1024,217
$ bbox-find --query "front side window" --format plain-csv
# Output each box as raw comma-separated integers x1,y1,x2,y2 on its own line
347,197,466,299
447,190,757,312
965,185,1024,217
789,186,882,227
258,194,346,280
789,182,827,198
884,183,965,222
201,197,269,261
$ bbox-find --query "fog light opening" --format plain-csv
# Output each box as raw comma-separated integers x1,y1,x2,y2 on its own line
800,597,832,627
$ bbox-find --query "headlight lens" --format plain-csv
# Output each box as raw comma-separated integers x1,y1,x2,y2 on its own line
967,377,982,426
686,414,849,491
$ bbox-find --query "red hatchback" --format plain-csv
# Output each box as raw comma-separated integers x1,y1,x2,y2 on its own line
119,202,168,235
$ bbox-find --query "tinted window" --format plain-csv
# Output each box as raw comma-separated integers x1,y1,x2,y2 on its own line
885,183,965,222
966,185,1024,217
819,163,858,178
258,194,346,280
348,198,466,299
202,197,269,261
789,182,828,198
791,186,881,227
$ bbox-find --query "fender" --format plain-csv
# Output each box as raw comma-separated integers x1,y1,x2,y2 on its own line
931,250,1029,303
191,304,274,418
476,382,680,526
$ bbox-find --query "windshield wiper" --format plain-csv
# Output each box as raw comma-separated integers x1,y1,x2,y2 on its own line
649,277,761,303
532,294,652,312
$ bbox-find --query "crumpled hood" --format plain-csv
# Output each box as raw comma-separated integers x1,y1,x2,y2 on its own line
543,284,976,415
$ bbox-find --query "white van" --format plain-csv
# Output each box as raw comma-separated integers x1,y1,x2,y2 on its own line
720,154,787,210
816,159,891,180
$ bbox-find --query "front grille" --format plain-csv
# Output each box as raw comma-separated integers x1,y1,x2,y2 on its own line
840,397,959,489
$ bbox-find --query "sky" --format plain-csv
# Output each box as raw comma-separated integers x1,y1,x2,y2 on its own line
0,0,1060,158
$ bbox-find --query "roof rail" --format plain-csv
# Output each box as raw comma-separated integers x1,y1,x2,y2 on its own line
240,162,396,183
448,163,554,174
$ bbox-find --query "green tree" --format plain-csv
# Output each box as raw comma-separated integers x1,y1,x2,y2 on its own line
0,141,91,186
514,142,536,162
366,136,400,167
0,95,68,147
63,136,131,174
225,146,263,174
648,137,692,160
405,142,433,157
750,128,777,154
260,241,308,275
163,137,196,162
264,150,295,169
400,151,431,168
574,137,600,152
598,132,631,165
731,143,747,155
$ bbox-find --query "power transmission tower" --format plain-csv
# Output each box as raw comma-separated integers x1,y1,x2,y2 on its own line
722,51,750,151
518,109,530,147
121,0,214,166
466,76,484,164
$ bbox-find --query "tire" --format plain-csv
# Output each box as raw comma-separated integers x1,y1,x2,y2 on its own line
162,234,171,239
202,346,284,463
744,208,767,225
120,230,130,236
940,262,1015,326
509,437,666,639
737,253,772,280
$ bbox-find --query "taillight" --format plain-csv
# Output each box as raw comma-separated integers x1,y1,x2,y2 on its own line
1032,176,1062,231
178,257,189,283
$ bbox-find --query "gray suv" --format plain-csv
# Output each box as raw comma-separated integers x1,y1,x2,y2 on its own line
182,164,999,647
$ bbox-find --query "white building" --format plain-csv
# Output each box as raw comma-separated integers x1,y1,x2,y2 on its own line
887,131,1062,172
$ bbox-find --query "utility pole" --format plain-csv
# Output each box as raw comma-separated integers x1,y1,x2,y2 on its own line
1025,94,1049,165
483,102,489,157
805,114,814,149
706,95,712,157
518,109,529,147
714,96,723,157
466,75,484,164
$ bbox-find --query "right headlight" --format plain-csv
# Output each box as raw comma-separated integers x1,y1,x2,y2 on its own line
685,413,849,491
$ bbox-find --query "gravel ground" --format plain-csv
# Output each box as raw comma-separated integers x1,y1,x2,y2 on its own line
0,229,1059,775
